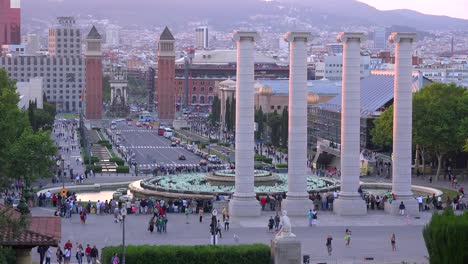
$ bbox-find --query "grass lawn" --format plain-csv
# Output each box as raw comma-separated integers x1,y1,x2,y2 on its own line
439,188,461,201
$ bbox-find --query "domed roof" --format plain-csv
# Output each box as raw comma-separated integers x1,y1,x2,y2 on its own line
219,78,236,86
259,85,273,95
307,92,320,104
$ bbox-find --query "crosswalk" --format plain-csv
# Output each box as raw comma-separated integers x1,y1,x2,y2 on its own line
116,129,157,133
138,163,227,168
128,146,184,149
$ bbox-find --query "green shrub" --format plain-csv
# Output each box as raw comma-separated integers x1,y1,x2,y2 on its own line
263,158,273,164
276,163,288,168
109,157,125,166
423,208,468,264
116,166,130,173
255,154,266,161
83,156,100,165
101,244,270,264
0,246,15,263
209,138,219,143
97,140,110,144
86,165,102,173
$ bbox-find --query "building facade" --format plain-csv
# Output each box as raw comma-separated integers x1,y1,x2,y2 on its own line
156,27,176,120
315,54,371,81
48,17,81,57
195,26,209,49
84,26,103,119
0,0,21,45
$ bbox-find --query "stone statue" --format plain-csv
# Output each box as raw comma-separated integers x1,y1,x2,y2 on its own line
276,210,295,238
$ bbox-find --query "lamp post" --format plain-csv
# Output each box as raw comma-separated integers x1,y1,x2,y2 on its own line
210,209,218,245
121,206,127,264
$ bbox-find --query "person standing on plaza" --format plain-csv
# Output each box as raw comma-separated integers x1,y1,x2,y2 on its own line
90,245,99,264
326,235,333,256
399,201,406,215
274,213,281,231
224,215,230,231
391,233,396,251
63,247,71,264
307,209,313,226
311,208,318,226
148,217,155,233
85,244,92,264
76,243,84,264
268,216,274,232
111,253,120,264
199,207,204,223
45,247,53,264
185,207,190,224
56,247,64,264
345,229,351,247
417,195,423,211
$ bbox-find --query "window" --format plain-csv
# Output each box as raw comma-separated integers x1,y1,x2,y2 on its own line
209,87,213,92
201,87,205,92
192,96,197,103
200,96,205,104
193,87,197,91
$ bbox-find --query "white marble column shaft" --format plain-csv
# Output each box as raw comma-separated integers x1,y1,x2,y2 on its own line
391,32,417,197
333,32,367,216
283,32,313,215
229,31,260,217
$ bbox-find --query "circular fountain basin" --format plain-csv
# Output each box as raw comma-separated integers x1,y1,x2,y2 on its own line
205,169,280,186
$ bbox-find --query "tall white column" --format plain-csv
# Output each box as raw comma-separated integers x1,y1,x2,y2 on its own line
385,32,419,216
229,31,261,217
282,32,313,215
333,32,367,216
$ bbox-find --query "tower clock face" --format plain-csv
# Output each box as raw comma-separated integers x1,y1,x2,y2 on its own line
10,0,21,8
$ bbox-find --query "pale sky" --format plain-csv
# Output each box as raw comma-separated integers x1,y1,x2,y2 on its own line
357,0,468,20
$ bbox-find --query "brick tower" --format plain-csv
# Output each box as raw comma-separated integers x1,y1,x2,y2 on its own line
85,26,103,119
156,26,176,120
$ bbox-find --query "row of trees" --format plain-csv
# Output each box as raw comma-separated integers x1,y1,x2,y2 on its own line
0,69,56,191
371,82,468,179
256,107,289,148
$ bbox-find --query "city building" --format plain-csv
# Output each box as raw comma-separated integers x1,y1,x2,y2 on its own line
156,26,176,120
175,77,224,106
48,17,81,57
145,67,155,112
374,28,387,50
108,65,129,117
16,77,44,110
106,26,120,46
315,54,371,81
0,17,85,112
0,0,21,45
325,43,343,55
84,26,103,119
195,26,209,49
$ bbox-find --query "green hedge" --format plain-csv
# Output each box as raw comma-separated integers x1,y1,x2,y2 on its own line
85,165,102,173
276,163,288,168
209,138,219,143
423,208,468,264
109,157,125,166
116,166,130,173
83,156,100,165
97,140,110,144
101,244,270,264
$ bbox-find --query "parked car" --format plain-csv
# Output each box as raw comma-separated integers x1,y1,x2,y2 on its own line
186,145,194,152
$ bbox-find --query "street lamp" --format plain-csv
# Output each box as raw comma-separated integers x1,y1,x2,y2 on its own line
121,206,127,264
210,209,218,245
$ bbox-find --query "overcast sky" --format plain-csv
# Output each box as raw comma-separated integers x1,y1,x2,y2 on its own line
357,0,468,19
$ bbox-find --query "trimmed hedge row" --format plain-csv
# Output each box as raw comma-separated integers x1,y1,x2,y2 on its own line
101,244,270,264
83,156,100,165
85,165,102,173
116,166,130,173
423,208,468,264
275,163,288,168
109,157,125,166
255,155,272,164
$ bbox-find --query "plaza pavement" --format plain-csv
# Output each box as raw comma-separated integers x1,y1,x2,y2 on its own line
30,206,430,264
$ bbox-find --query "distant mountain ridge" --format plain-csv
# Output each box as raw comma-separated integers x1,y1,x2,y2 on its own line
21,0,468,31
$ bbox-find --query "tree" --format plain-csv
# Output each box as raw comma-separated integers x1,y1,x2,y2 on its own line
230,97,236,132
0,69,30,189
210,95,221,126
280,108,288,148
6,129,56,189
268,111,281,147
225,98,231,131
255,107,264,141
370,105,393,150
413,83,467,180
102,75,111,103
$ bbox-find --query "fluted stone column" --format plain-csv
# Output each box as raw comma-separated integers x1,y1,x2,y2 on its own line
385,32,419,216
229,31,261,217
333,32,367,216
282,32,313,215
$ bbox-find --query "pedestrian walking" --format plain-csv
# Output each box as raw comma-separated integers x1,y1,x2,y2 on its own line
90,245,99,264
56,247,64,264
307,209,313,226
326,235,333,256
268,216,274,232
399,201,406,215
111,253,120,264
391,233,396,251
345,229,351,247
224,215,230,231
311,208,318,226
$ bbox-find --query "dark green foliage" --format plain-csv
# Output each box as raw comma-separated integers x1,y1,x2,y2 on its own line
280,108,288,148
210,95,221,126
254,155,272,164
116,166,130,173
268,110,281,147
85,165,102,173
83,156,100,165
423,208,468,264
0,246,15,263
109,157,125,166
101,244,270,264
276,163,288,168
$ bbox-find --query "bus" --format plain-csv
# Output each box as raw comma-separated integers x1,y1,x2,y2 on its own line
163,128,173,138
139,114,158,123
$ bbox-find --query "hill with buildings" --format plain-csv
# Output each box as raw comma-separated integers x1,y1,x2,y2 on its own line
21,0,468,31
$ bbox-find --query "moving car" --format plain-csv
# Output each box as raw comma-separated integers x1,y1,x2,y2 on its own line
135,122,142,127
158,128,165,136
178,155,186,160
127,121,132,126
171,141,177,147
208,155,222,164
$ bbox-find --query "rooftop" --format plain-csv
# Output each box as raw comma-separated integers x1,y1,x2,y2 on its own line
160,26,175,41
176,50,279,65
87,26,102,40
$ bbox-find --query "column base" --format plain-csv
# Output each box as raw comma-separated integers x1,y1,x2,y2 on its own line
229,195,261,217
333,195,367,216
384,196,420,217
282,195,314,216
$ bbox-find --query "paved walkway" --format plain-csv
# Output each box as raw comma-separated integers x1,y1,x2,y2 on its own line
30,207,429,264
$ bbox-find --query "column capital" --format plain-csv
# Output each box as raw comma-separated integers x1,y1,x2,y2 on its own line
232,31,258,42
389,32,417,44
284,31,311,43
337,32,366,43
